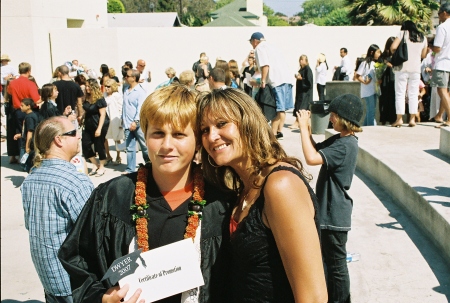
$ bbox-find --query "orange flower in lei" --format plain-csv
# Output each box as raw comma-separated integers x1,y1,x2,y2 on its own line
131,165,206,252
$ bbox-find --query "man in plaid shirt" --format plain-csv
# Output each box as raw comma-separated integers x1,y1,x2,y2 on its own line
21,116,94,303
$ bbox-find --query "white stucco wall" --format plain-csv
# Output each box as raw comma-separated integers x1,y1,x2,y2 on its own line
1,0,107,85
2,0,401,98
49,25,400,98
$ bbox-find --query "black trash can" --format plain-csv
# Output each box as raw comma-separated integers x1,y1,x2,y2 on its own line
310,100,331,134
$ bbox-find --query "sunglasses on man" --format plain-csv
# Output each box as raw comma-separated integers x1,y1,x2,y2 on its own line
60,129,77,137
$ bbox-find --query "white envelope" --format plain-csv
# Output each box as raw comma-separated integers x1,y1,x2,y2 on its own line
119,238,204,302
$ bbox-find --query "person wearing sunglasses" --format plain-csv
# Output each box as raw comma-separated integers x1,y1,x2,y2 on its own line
21,115,94,303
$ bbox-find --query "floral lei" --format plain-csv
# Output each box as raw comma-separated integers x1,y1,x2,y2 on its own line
130,164,206,252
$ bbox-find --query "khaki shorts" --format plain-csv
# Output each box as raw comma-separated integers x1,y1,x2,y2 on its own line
431,70,450,88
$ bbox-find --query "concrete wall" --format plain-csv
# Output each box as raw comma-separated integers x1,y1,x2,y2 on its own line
439,128,450,158
49,25,400,95
2,0,400,93
1,0,107,85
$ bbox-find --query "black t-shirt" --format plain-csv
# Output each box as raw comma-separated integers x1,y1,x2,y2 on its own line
83,98,109,131
315,133,359,231
54,80,84,114
22,111,38,150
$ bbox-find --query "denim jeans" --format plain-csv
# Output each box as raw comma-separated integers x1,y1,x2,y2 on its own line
363,94,377,126
124,127,149,173
321,229,351,303
273,83,293,111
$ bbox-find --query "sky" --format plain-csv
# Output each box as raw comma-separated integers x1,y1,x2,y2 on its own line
263,0,306,17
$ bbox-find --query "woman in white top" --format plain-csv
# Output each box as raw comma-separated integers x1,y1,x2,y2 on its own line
315,53,328,101
104,79,124,164
355,44,381,126
390,20,428,127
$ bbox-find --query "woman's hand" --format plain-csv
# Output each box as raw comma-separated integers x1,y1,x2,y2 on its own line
63,105,72,116
102,284,144,303
13,133,21,140
95,129,101,137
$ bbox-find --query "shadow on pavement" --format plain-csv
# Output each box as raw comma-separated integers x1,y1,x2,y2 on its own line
355,169,450,299
4,175,25,188
424,149,450,163
413,186,450,208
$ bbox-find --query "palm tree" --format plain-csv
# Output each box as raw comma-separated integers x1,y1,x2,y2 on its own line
346,0,439,32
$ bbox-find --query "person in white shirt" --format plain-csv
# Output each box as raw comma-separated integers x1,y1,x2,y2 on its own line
316,53,328,101
1,54,18,93
334,48,351,81
250,32,293,140
355,44,381,126
432,3,450,128
390,21,428,127
136,59,151,95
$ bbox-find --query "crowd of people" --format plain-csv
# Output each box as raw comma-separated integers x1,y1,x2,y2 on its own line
2,4,450,303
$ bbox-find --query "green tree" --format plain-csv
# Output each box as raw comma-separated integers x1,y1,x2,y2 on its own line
158,0,177,12
298,0,345,20
121,0,152,13
181,0,215,26
323,8,351,26
263,4,290,26
107,0,126,13
346,0,439,32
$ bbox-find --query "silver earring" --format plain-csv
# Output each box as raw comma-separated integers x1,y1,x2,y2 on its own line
207,154,220,168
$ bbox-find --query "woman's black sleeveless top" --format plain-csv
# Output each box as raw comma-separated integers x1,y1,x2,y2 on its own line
230,166,320,303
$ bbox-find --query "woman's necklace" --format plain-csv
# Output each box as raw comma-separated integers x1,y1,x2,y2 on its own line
131,164,206,252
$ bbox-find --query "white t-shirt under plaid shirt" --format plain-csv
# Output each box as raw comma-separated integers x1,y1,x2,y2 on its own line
21,159,94,296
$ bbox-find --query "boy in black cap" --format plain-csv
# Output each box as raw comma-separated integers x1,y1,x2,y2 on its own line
297,93,363,303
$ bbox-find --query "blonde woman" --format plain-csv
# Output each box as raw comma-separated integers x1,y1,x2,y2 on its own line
108,67,120,83
179,70,195,88
104,79,123,165
81,79,110,176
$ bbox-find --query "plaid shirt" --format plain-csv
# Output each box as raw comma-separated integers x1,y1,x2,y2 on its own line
21,159,94,296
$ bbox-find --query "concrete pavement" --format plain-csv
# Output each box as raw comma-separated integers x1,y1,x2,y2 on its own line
1,113,449,302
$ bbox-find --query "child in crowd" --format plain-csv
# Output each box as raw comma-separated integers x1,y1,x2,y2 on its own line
40,83,86,173
297,93,364,303
406,79,427,123
14,98,39,172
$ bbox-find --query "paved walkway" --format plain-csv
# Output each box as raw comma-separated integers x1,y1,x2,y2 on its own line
1,114,449,302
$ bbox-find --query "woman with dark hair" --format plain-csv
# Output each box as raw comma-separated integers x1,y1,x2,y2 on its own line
290,55,313,129
99,64,109,91
379,37,397,125
81,79,109,176
355,44,381,126
390,20,428,127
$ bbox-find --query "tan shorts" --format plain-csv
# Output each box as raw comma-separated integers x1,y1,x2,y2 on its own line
431,70,450,88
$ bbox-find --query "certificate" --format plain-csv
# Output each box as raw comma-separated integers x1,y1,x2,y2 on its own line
119,239,204,302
